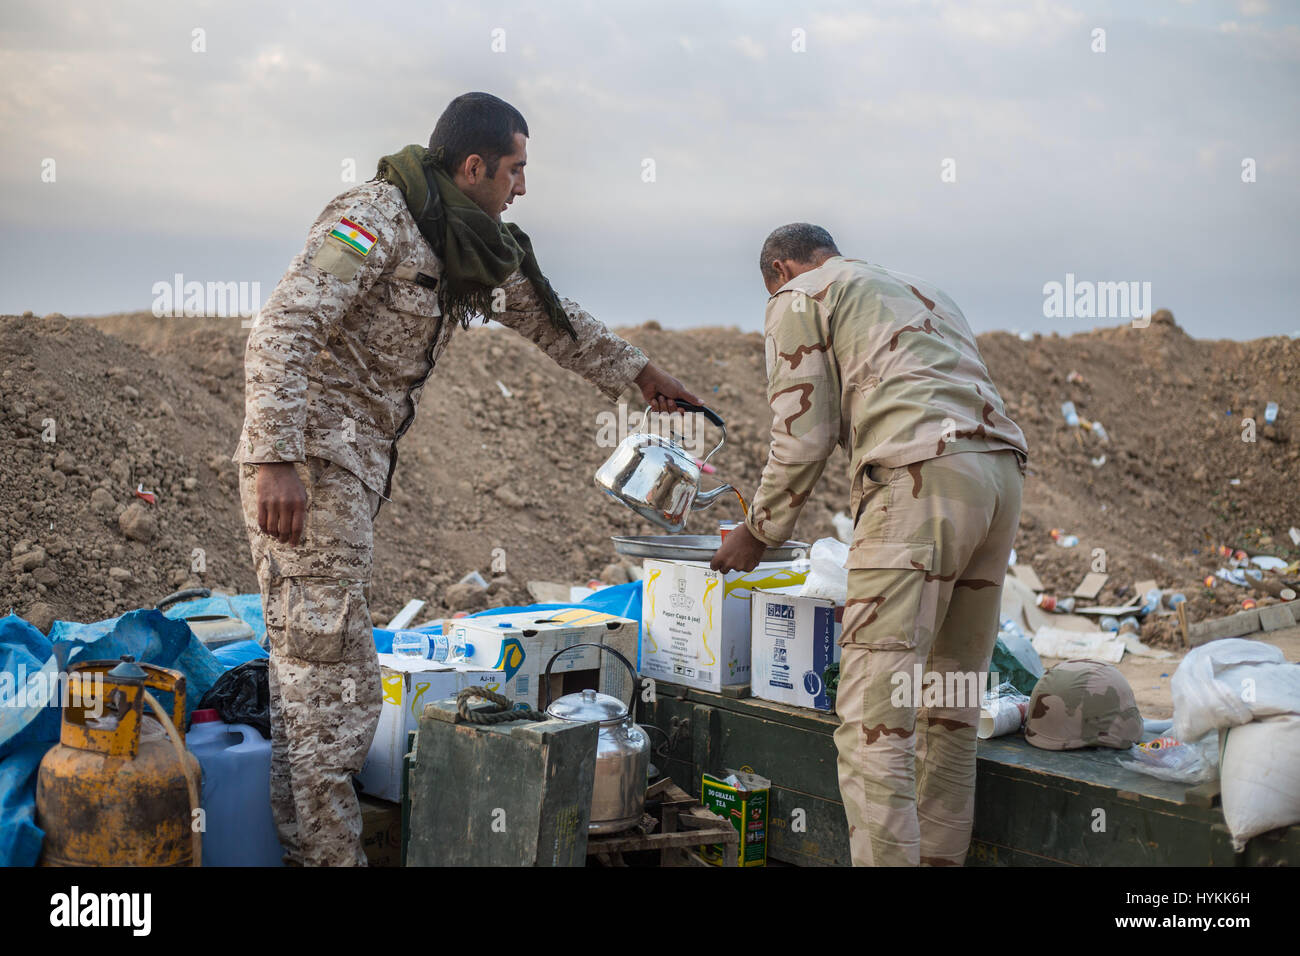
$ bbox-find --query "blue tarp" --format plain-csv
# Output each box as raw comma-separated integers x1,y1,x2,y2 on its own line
371,581,643,664
0,581,643,866
0,608,228,866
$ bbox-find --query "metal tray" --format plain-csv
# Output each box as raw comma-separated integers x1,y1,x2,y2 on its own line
611,534,809,562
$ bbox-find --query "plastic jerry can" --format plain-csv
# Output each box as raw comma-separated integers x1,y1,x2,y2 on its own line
187,709,284,866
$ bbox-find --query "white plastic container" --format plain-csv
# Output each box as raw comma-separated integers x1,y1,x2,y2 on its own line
187,709,284,867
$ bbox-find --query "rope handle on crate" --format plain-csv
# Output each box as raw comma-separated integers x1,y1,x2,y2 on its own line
455,686,548,724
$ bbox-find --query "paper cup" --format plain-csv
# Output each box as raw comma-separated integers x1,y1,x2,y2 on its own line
978,697,1029,739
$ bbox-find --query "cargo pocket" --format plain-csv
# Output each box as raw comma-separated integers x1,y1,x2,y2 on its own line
841,540,938,650
281,575,370,663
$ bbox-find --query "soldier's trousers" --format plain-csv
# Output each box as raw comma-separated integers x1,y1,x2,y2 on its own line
239,457,383,867
833,449,1023,866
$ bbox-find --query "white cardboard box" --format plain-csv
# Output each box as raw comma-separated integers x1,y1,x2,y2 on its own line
750,586,843,711
444,607,640,710
640,560,807,693
358,655,526,802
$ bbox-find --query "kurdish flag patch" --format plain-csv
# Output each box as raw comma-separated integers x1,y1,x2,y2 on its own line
329,217,376,256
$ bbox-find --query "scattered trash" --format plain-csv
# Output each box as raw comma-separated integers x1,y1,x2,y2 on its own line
1036,594,1076,614
1031,626,1125,663
1138,588,1162,616
458,570,489,590
1090,454,1107,468
1242,598,1257,611
1203,575,1218,588
1049,528,1079,548
1118,735,1216,784
1060,401,1080,428
1165,592,1187,609
1229,478,1241,486
1118,616,1140,635
1216,567,1263,588
978,682,1031,739
1090,421,1109,443
1066,370,1085,384
1099,615,1120,632
800,537,850,603
1251,556,1287,571
495,380,513,398
1290,527,1300,547
1264,401,1279,424
134,483,156,505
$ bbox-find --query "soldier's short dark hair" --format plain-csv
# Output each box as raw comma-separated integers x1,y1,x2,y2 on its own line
429,92,529,179
759,223,841,283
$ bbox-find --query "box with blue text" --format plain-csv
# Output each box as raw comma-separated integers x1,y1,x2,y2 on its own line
749,586,843,711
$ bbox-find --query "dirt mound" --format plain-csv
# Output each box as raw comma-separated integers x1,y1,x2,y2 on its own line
2,308,1297,641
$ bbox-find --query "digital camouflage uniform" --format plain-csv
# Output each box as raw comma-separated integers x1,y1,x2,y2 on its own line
233,181,648,866
1024,660,1142,751
744,257,1029,867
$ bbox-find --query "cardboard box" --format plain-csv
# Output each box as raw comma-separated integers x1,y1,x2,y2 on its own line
641,560,806,692
359,794,402,868
445,607,640,710
358,654,528,802
750,586,843,711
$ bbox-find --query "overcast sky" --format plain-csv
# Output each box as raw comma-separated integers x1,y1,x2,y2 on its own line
2,0,1297,339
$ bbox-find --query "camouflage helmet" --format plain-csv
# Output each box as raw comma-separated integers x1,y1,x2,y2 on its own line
1025,660,1142,751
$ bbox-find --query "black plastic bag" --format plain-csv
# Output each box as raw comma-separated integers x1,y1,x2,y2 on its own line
195,658,271,739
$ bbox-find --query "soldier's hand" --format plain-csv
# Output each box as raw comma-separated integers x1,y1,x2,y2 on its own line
710,524,767,573
257,462,307,546
634,362,701,414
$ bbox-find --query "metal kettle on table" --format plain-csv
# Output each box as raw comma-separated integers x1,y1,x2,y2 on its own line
594,400,734,533
543,644,650,834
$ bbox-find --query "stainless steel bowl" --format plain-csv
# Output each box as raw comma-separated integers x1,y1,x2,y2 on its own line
611,534,809,563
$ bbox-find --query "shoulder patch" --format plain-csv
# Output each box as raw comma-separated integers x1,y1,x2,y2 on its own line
329,217,377,256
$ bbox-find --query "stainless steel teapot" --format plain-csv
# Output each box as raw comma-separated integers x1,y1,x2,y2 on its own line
544,643,650,834
594,401,734,533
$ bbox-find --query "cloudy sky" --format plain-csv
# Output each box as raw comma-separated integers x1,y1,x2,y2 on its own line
2,0,1297,339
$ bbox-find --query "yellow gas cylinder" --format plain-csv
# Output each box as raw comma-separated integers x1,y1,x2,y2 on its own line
36,656,202,867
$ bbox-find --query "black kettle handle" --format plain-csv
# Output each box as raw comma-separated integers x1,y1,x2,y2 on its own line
543,642,640,713
663,399,724,429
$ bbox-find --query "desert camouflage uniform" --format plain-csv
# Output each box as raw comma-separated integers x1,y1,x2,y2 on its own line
1025,660,1142,751
743,256,1029,866
232,181,649,866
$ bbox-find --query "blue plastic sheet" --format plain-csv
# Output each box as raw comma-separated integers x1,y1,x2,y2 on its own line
0,581,645,866
0,608,229,867
371,581,643,664
160,593,268,644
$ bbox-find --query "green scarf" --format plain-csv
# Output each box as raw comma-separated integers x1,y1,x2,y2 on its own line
373,145,576,339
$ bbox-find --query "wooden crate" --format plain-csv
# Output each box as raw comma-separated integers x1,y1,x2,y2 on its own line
405,696,597,867
586,779,738,867
642,681,1300,866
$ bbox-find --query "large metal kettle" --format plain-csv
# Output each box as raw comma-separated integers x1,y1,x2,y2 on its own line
594,401,734,532
544,644,650,834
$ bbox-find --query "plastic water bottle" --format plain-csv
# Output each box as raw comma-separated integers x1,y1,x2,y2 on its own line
187,709,284,866
1091,421,1109,443
1050,528,1079,548
1164,592,1187,610
1265,402,1279,424
1099,615,1120,632
1139,588,1162,616
391,630,430,658
1061,402,1080,428
1118,616,1140,635
391,629,474,662
429,632,474,663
